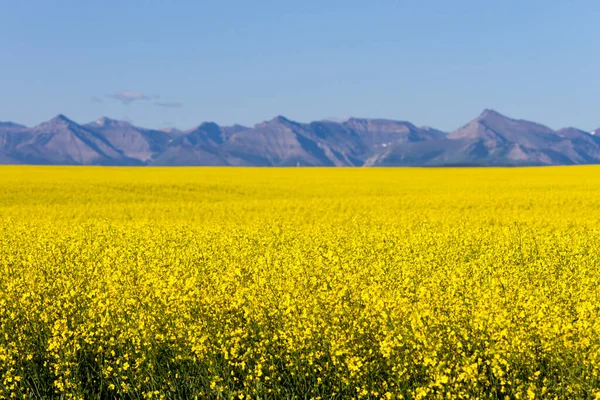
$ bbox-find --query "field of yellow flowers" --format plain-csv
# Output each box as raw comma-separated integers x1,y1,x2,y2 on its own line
1,166,600,399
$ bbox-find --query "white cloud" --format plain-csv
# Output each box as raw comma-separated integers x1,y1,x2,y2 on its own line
106,91,151,105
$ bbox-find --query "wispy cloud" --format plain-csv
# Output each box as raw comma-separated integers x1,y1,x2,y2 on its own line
91,96,104,103
155,101,184,108
103,91,182,108
106,91,151,105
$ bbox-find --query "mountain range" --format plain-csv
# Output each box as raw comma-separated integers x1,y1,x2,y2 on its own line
1,110,599,166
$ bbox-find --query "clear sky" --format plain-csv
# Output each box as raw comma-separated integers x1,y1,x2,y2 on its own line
1,0,599,131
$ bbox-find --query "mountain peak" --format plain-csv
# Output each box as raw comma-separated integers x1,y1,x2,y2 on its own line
39,114,75,129
187,122,221,135
51,114,72,123
478,109,507,120
271,115,293,124
96,116,114,126
254,115,296,128
198,121,220,130
189,122,222,138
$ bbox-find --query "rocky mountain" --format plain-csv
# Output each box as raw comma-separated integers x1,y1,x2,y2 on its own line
1,110,599,166
151,122,228,166
367,110,600,166
85,117,171,163
0,115,139,165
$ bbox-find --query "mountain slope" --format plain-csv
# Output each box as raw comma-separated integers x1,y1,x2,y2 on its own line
220,116,343,166
1,111,599,166
369,110,600,166
85,117,171,163
344,118,446,149
150,122,227,166
0,115,140,165
218,116,447,166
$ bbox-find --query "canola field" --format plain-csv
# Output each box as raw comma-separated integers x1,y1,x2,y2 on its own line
1,166,600,400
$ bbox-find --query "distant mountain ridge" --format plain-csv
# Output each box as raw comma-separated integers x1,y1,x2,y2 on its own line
1,110,599,166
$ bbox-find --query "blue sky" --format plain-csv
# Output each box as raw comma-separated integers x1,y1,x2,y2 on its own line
1,0,599,131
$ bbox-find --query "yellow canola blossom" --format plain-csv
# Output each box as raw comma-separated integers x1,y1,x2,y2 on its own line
0,166,600,399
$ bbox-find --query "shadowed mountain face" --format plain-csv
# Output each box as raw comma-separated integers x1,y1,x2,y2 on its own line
1,110,599,166
85,117,171,163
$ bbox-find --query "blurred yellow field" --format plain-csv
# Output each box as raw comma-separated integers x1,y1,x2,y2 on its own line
1,166,600,399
